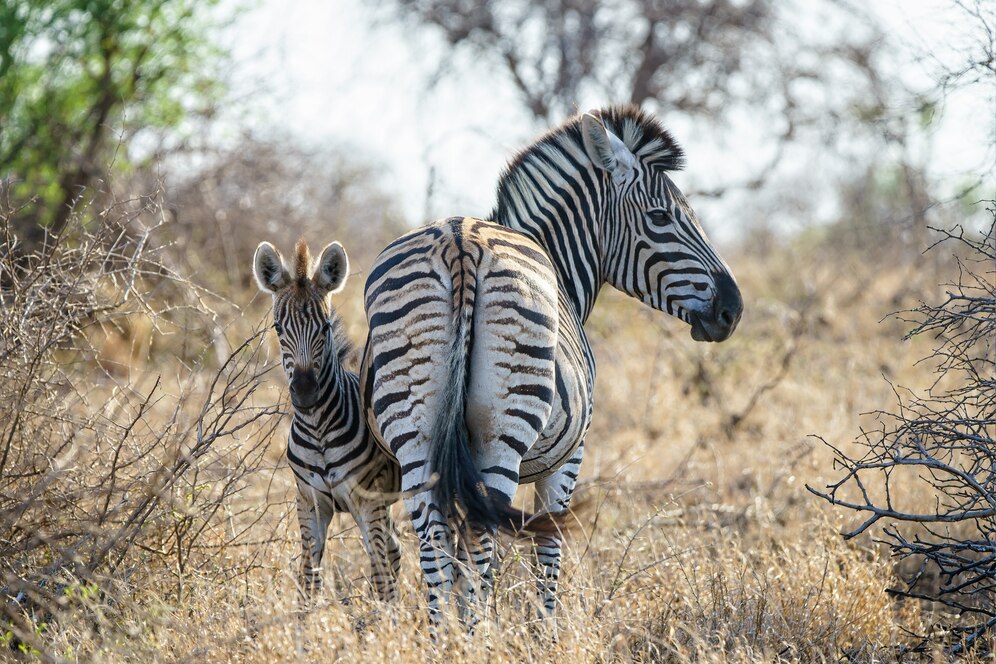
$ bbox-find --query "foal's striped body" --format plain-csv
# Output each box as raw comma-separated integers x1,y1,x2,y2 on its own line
254,240,401,604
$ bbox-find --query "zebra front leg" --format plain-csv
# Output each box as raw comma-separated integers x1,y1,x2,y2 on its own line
532,441,583,618
295,484,334,609
358,502,402,603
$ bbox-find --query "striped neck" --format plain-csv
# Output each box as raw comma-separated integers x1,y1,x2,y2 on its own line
492,143,608,322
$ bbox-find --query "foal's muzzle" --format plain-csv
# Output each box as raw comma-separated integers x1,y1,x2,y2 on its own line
290,367,320,410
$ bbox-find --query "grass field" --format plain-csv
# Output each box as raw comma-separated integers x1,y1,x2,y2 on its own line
1,206,979,662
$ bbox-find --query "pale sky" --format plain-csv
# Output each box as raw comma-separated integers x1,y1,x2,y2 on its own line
221,0,994,244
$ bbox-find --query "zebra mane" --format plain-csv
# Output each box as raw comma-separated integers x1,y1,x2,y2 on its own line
495,105,684,199
590,105,686,171
294,239,312,285
288,238,357,368
327,311,358,370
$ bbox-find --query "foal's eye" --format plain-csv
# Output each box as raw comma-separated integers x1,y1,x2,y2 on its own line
273,322,284,335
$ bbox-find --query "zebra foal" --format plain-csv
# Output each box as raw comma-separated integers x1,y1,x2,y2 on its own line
253,239,401,606
361,106,743,626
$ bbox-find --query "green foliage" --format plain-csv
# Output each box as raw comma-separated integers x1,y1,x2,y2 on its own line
0,0,226,237
64,581,101,602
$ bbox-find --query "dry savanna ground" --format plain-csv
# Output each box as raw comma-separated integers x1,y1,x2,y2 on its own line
1,212,972,662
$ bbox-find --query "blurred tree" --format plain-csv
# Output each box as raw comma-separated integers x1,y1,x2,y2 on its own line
810,0,993,259
378,0,897,180
0,0,225,245
165,134,409,294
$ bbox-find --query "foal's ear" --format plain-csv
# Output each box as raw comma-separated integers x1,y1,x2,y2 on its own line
313,242,349,295
253,242,291,293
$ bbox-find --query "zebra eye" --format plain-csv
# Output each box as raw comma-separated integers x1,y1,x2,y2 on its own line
647,208,669,225
273,321,284,335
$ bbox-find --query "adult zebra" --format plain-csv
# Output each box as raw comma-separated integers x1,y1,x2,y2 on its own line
360,106,743,625
254,239,402,606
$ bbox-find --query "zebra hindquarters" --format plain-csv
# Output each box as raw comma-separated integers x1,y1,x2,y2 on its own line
363,217,561,627
463,243,561,520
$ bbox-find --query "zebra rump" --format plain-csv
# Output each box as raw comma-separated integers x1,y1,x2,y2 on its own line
429,291,571,538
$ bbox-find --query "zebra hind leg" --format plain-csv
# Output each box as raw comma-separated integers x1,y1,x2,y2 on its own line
405,485,458,631
532,442,584,621
453,525,497,631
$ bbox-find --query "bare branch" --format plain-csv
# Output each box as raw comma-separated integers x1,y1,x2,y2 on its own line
813,206,996,653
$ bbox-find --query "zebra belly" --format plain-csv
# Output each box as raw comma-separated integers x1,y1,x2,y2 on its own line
291,460,344,514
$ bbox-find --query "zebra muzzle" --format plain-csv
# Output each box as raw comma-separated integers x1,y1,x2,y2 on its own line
290,367,320,409
689,271,743,343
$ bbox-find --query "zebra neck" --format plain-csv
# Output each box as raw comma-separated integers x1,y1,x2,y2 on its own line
493,156,608,323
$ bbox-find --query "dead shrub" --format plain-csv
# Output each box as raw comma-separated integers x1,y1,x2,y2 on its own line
0,189,282,658
811,206,996,655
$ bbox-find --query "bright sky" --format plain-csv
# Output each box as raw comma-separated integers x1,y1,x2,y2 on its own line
223,0,994,244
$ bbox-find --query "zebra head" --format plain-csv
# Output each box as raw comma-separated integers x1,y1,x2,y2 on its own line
253,239,350,410
582,108,743,342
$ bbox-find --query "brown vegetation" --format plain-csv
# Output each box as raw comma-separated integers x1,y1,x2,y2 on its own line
3,170,986,660
2,0,993,658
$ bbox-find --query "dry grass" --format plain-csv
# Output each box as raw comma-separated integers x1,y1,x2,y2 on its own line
2,201,980,661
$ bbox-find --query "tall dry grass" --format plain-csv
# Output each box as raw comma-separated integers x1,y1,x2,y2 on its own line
0,184,981,661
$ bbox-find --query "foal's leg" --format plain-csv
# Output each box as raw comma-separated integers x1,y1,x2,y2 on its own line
295,485,334,607
358,501,402,603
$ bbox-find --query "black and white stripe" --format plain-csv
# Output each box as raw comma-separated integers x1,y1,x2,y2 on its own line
254,239,401,605
361,106,743,625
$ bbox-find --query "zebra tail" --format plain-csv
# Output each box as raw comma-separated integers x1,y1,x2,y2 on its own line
428,292,575,539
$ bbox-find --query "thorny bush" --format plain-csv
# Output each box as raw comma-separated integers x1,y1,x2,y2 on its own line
0,190,281,657
810,205,996,655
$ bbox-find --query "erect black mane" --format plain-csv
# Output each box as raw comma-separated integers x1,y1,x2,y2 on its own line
590,105,686,171
491,105,685,221
286,237,357,370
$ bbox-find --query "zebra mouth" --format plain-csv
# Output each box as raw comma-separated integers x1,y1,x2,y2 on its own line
688,312,737,343
291,393,319,411
686,272,742,343
689,316,715,342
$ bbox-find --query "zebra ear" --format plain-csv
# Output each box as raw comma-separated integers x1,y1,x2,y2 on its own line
313,242,349,295
253,242,290,293
581,112,637,186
